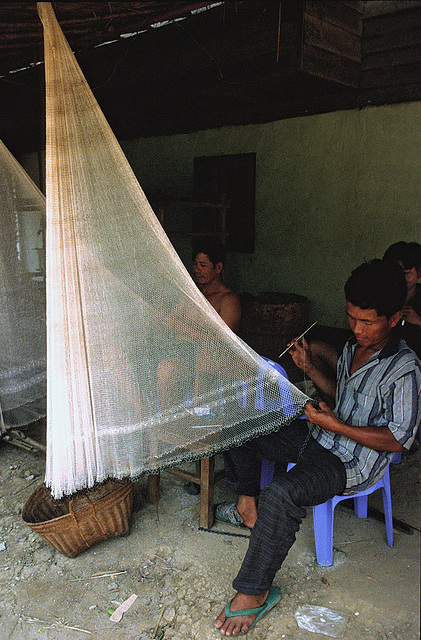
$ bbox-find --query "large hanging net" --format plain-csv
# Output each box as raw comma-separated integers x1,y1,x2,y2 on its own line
38,2,310,499
0,140,46,433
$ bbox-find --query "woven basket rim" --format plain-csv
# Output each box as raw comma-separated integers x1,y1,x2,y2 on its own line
22,479,133,526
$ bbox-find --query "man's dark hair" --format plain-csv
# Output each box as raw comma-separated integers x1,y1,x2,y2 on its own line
192,237,227,268
383,241,421,271
344,259,406,319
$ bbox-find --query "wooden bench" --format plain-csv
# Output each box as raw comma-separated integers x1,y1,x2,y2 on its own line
147,457,225,528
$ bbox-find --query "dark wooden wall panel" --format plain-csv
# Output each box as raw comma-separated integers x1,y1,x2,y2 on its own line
302,43,361,88
303,13,361,59
363,44,421,70
363,6,421,37
300,1,362,87
363,62,421,89
305,1,363,34
363,25,421,54
362,5,421,89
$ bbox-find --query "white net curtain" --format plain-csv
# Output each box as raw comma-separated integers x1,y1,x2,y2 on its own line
38,2,310,498
0,140,46,433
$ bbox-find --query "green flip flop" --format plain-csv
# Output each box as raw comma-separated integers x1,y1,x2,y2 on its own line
222,586,281,636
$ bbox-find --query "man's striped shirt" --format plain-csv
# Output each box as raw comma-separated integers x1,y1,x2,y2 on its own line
310,336,421,494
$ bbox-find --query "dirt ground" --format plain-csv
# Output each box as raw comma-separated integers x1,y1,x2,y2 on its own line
0,422,419,640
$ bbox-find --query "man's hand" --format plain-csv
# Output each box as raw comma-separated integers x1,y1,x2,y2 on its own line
288,337,337,407
304,401,404,452
402,304,421,327
305,400,339,430
288,337,314,371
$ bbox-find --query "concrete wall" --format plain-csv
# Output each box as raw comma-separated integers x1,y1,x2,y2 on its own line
21,100,421,328
121,101,421,328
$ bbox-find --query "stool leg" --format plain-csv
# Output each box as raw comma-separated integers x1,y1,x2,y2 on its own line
147,472,160,503
313,501,335,566
381,480,394,548
354,495,368,518
199,456,215,529
260,459,275,489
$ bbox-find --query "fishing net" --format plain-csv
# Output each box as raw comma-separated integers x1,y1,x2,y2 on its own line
0,140,46,433
38,2,310,499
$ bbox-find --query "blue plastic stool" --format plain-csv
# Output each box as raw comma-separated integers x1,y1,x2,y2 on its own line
260,458,276,490
260,460,394,566
235,356,294,413
391,451,402,464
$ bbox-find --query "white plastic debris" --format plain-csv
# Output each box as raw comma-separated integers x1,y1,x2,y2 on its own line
295,605,349,638
109,593,138,622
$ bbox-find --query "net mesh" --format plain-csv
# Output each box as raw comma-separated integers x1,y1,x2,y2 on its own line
38,2,310,498
0,140,46,433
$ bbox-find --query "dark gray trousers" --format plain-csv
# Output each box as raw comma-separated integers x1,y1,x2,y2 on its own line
223,418,347,595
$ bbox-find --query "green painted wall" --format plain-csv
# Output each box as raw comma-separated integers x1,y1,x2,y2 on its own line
21,100,421,328
121,101,421,328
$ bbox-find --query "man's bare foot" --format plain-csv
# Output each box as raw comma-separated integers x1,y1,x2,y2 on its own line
236,495,258,529
214,591,268,636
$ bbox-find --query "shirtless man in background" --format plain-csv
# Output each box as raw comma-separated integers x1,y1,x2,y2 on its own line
157,237,241,410
192,237,241,333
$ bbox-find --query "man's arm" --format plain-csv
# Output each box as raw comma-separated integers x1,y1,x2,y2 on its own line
219,292,242,333
305,401,404,452
289,337,337,407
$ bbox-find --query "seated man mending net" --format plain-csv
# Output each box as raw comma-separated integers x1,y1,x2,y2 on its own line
214,259,421,637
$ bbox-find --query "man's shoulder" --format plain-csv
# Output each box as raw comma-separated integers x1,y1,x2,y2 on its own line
386,336,420,360
381,338,421,383
339,335,421,373
225,288,241,300
219,287,241,304
396,339,421,368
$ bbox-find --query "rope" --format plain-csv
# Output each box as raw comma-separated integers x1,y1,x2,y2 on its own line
297,426,312,462
198,526,250,539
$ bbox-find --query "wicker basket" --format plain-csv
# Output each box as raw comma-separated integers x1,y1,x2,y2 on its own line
22,479,134,558
239,292,308,361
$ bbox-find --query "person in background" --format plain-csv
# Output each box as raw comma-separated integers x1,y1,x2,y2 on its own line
192,237,241,334
383,241,421,358
213,259,421,637
184,237,242,495
157,237,241,411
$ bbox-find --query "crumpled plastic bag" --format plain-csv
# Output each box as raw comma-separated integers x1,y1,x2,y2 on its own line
295,605,349,638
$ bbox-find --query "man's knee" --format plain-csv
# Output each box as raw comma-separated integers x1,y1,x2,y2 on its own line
281,454,346,506
259,473,307,514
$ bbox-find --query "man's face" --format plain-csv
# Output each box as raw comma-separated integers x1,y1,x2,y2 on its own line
193,252,222,286
398,260,420,295
346,301,401,351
